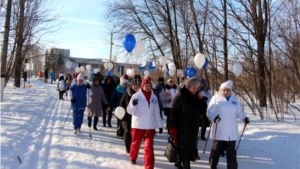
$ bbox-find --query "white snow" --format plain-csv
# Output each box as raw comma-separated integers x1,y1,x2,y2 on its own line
1,78,300,169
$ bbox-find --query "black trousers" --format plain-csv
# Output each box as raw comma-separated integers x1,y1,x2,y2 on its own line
59,91,64,99
122,121,132,153
163,108,172,133
102,104,112,126
210,140,238,169
87,116,99,127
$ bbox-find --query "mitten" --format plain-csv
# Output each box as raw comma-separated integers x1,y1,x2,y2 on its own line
106,107,111,113
159,128,163,134
133,99,138,106
214,115,221,123
86,83,91,89
243,117,250,124
71,98,76,103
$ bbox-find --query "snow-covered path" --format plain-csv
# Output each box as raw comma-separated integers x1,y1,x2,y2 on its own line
1,78,300,169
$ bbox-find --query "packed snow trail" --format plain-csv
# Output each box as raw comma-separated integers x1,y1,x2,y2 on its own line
1,78,300,169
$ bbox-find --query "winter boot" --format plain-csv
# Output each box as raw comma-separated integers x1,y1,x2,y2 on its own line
74,130,77,134
93,117,98,130
130,160,136,165
174,161,183,169
87,117,92,127
77,128,81,133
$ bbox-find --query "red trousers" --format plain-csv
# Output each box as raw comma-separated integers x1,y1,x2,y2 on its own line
130,128,155,169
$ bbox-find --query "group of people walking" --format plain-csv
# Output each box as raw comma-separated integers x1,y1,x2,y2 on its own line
63,71,249,169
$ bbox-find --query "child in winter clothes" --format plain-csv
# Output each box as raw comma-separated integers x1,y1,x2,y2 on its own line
85,76,108,131
127,77,163,168
120,79,140,154
49,71,55,84
68,73,92,134
58,76,66,99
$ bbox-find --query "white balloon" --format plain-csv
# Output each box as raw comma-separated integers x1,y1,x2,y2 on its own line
65,61,72,69
169,69,175,77
86,65,91,71
86,96,92,105
144,70,150,77
112,55,117,62
194,53,206,69
233,63,243,77
115,106,125,119
75,67,80,73
133,40,145,57
160,56,167,66
80,66,85,72
108,63,113,70
104,62,109,69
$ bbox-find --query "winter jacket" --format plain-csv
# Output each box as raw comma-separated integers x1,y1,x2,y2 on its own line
49,72,55,79
199,87,212,105
58,80,66,91
85,84,108,117
162,84,177,108
169,87,207,161
119,87,136,122
155,83,165,109
69,84,93,109
207,91,247,141
127,89,163,129
108,84,126,109
102,77,116,102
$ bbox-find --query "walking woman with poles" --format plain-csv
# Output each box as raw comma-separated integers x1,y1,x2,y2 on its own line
207,80,249,169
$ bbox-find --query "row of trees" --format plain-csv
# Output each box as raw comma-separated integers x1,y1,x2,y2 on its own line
105,0,300,121
1,0,58,87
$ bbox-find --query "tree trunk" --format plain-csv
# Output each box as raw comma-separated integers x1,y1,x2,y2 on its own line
14,0,25,87
223,0,228,81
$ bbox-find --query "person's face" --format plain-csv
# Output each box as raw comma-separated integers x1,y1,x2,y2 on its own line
114,77,118,82
78,79,84,85
200,82,205,88
106,78,111,84
94,80,100,85
221,88,231,97
188,85,200,95
169,81,174,87
132,84,140,92
142,83,152,92
159,81,164,84
122,83,128,88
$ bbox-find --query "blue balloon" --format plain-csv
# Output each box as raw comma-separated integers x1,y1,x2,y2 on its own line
185,67,190,76
148,62,153,67
187,67,197,77
117,67,120,73
123,34,136,53
166,70,170,77
202,57,209,69
106,70,112,76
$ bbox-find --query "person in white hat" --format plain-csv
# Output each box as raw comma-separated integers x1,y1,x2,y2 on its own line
68,73,93,134
207,80,250,169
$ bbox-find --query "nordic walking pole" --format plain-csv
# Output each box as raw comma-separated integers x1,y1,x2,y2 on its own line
209,123,218,165
62,106,72,129
203,122,212,154
236,122,247,151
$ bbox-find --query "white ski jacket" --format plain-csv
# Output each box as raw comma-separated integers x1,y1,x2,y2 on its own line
127,89,163,129
207,92,247,141
162,87,177,108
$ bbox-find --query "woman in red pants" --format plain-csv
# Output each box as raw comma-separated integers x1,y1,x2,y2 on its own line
127,77,163,169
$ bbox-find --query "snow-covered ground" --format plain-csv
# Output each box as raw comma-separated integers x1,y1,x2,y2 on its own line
1,78,300,169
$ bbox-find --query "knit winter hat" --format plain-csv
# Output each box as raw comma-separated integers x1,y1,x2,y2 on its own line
77,73,84,81
92,76,99,84
220,80,233,90
141,77,152,87
167,79,173,83
131,79,140,86
120,75,129,85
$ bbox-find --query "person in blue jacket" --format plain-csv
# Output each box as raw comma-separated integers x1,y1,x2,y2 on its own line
49,70,55,84
68,73,92,134
106,75,129,128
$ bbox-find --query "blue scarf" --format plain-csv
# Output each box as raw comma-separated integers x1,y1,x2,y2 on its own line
226,96,231,101
116,84,126,93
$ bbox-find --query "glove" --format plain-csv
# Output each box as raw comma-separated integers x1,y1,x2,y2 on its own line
244,117,250,124
71,98,76,103
169,128,178,145
202,96,208,101
106,107,111,113
133,99,138,106
86,83,91,89
159,128,163,134
214,115,221,123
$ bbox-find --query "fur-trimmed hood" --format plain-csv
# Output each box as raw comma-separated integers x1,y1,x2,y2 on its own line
165,84,177,90
179,87,200,104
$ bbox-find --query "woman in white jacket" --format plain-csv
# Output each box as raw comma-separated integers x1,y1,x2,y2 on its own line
162,79,177,133
207,80,249,169
127,77,163,168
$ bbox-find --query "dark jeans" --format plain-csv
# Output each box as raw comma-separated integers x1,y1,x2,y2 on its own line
87,116,99,127
102,104,112,126
59,91,65,99
163,108,172,133
210,141,237,169
122,121,132,153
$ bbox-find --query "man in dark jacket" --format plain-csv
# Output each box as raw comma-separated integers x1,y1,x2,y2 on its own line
119,79,140,153
102,76,115,127
155,77,165,119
